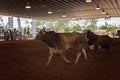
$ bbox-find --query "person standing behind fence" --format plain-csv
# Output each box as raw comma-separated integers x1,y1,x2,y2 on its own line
9,30,13,40
27,30,30,37
13,28,18,40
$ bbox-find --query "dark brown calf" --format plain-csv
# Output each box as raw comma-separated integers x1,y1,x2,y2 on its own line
84,30,114,58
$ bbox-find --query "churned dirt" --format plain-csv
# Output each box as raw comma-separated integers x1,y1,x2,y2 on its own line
0,39,120,80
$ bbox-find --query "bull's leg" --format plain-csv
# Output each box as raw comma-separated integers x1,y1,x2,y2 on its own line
93,43,98,56
45,48,53,66
61,54,71,63
74,51,82,65
82,47,88,60
74,48,87,65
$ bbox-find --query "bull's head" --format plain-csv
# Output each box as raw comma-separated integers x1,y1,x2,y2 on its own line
83,30,98,45
35,28,46,41
82,29,91,40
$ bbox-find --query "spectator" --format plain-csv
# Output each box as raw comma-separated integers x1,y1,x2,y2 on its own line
13,28,17,40
9,30,14,40
4,30,9,41
24,28,26,34
27,30,30,37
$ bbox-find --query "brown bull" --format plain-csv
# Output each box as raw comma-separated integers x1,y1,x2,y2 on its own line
35,29,88,66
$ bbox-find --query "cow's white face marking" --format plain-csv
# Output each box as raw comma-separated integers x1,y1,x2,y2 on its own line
89,45,94,50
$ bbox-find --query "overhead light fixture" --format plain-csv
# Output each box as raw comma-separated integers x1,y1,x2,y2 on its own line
48,9,52,14
85,0,92,2
106,13,109,17
96,4,100,10
25,2,31,9
62,14,66,18
72,16,76,20
102,9,106,14
48,11,52,14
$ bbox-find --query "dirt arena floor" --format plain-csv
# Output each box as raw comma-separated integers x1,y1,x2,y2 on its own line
0,39,120,80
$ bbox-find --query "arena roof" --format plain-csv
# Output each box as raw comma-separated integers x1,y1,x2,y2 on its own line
0,0,119,20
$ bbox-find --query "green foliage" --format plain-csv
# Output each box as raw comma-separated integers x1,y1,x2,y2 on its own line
86,25,95,30
99,25,108,30
108,26,118,32
90,19,98,27
81,19,98,30
49,22,55,31
73,24,81,31
64,26,72,32
56,21,67,27
99,25,118,32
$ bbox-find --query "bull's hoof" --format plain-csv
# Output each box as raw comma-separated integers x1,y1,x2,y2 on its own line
65,60,71,63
